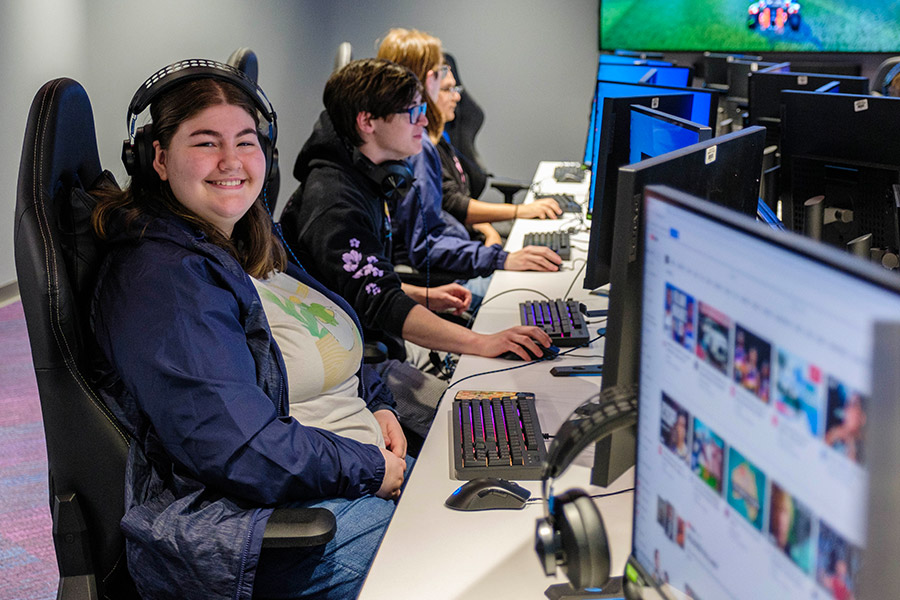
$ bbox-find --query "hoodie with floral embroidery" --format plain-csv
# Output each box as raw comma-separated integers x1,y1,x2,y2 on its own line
280,111,420,360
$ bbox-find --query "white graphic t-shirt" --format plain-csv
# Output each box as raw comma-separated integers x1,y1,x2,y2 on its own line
252,271,384,447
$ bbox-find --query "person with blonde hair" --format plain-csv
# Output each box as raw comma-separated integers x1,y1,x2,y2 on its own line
376,28,562,289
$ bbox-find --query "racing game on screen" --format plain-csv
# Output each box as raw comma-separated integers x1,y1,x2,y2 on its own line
600,0,900,53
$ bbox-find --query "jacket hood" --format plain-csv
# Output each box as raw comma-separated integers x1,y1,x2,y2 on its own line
293,110,354,183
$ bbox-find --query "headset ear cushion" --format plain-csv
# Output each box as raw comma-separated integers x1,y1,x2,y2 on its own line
556,489,611,590
379,162,413,201
126,123,157,183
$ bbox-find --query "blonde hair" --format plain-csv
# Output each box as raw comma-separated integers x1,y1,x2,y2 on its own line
377,28,445,142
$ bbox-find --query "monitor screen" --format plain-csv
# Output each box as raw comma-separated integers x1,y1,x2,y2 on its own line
628,184,900,599
779,91,900,253
628,105,713,164
600,0,900,53
584,93,695,289
597,63,693,87
600,127,766,389
599,55,672,67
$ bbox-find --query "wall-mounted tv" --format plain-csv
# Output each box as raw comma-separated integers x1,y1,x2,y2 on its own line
600,0,900,53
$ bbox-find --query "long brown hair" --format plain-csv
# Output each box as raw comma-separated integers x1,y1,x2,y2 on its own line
377,28,445,143
92,77,286,278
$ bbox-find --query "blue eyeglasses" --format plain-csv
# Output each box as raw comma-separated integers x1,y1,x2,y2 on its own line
398,102,427,124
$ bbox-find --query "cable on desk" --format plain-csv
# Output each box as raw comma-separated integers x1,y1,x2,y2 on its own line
563,260,588,300
464,286,553,328
522,487,635,507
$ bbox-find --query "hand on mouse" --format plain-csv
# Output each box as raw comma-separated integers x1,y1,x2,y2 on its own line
475,326,553,361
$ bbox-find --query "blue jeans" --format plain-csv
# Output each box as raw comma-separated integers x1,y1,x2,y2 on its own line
252,456,415,599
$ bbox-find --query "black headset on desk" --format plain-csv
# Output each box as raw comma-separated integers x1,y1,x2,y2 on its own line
122,58,278,186
534,384,638,591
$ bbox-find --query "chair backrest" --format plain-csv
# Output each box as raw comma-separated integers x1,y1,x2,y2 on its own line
14,78,138,599
334,42,353,73
442,52,489,198
226,47,281,213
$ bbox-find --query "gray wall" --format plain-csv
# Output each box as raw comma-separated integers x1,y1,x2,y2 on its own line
1,0,599,288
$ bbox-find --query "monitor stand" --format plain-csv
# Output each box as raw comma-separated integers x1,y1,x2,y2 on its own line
546,576,625,599
590,426,636,488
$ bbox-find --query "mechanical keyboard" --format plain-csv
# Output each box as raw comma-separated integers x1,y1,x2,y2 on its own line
519,298,591,347
522,230,571,260
537,193,582,213
451,390,548,480
553,165,586,183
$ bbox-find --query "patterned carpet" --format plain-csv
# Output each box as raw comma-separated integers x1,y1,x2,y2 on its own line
0,301,57,599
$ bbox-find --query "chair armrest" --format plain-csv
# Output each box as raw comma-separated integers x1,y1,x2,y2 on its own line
364,341,388,364
262,507,336,548
489,179,530,204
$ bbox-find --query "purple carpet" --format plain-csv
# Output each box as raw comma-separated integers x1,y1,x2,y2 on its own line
0,300,57,599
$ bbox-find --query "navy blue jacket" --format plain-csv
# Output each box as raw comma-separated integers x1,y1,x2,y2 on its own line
392,136,507,274
91,211,390,599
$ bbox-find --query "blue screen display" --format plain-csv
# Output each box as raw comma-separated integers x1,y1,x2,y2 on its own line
628,109,704,164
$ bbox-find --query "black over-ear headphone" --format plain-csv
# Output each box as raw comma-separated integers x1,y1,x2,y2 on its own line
351,147,415,203
122,58,278,185
535,384,638,590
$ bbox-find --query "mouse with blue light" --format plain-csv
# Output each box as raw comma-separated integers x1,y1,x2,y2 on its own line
445,477,532,511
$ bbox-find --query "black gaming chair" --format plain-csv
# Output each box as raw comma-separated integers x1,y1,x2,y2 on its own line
442,53,528,204
15,77,335,600
227,47,281,213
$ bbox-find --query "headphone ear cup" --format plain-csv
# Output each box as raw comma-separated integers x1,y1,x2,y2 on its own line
555,489,611,590
122,123,157,183
378,162,413,201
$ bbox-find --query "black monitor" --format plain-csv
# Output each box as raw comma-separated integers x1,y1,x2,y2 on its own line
601,127,766,391
584,79,721,178
583,79,718,169
727,60,790,105
748,71,870,147
779,90,900,255
626,183,900,599
583,94,697,290
703,52,763,88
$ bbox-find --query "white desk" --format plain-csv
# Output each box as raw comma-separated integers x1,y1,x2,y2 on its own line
359,162,635,600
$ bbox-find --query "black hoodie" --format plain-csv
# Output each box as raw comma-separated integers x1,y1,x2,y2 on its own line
280,111,419,359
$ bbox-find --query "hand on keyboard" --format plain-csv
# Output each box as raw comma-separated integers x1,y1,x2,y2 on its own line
504,246,562,271
518,197,563,219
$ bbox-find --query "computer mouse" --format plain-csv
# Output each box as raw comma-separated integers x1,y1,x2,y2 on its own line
498,343,560,361
445,477,532,511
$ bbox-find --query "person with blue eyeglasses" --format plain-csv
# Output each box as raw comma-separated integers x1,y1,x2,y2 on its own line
279,59,554,443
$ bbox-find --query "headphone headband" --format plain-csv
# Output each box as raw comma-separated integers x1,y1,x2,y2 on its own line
126,58,277,146
123,58,278,184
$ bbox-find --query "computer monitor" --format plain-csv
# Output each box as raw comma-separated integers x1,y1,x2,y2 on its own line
597,63,693,87
628,105,713,164
747,70,870,147
727,60,790,105
601,0,900,53
583,79,717,169
703,52,763,88
583,94,696,290
600,127,766,392
626,183,900,599
779,90,900,254
599,54,672,67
